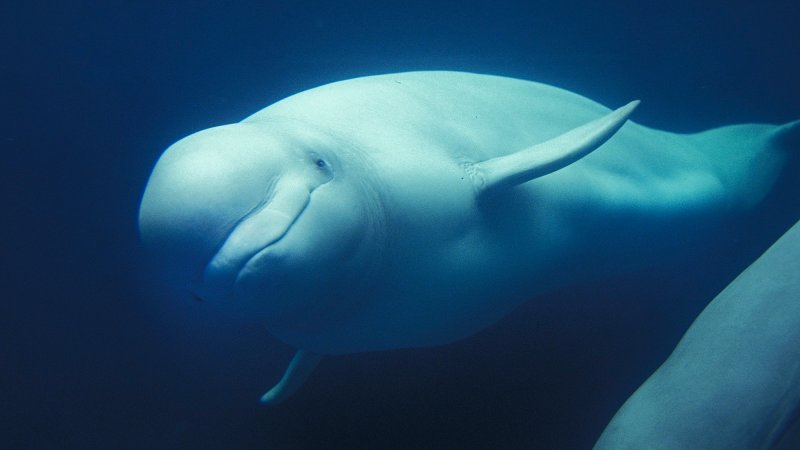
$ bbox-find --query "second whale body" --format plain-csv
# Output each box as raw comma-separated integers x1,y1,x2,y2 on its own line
138,71,798,403
595,219,800,450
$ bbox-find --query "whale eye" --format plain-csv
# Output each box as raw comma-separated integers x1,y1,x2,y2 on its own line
309,152,333,179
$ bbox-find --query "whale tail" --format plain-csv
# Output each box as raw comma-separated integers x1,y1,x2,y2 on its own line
771,119,800,151
690,119,799,212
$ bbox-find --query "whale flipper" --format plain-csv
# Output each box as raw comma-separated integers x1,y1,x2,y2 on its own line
260,350,322,406
471,100,639,193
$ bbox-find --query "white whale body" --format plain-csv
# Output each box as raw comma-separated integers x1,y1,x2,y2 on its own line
595,219,800,450
139,71,798,404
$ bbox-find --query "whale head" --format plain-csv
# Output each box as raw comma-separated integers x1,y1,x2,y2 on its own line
139,121,383,348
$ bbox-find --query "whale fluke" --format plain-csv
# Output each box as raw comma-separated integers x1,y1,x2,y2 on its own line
260,350,322,406
471,100,640,193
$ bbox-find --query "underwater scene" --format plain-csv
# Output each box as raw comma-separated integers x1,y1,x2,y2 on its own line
4,1,799,449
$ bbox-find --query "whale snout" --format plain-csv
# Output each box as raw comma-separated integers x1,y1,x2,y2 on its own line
139,123,331,306
139,117,377,355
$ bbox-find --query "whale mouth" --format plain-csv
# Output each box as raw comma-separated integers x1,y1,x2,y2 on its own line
233,206,305,279
232,208,299,281
199,179,311,301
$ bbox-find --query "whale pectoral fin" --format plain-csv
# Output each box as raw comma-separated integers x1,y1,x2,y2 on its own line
260,350,323,406
470,100,640,193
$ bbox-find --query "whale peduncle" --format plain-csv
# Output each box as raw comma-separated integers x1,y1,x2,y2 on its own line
470,100,640,194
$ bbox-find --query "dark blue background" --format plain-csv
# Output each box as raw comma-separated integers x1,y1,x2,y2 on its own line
3,1,799,448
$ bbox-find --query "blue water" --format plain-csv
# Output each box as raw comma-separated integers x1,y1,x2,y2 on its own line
3,1,799,448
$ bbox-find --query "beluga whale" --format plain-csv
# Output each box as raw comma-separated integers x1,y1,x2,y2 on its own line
595,218,800,450
139,71,798,405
